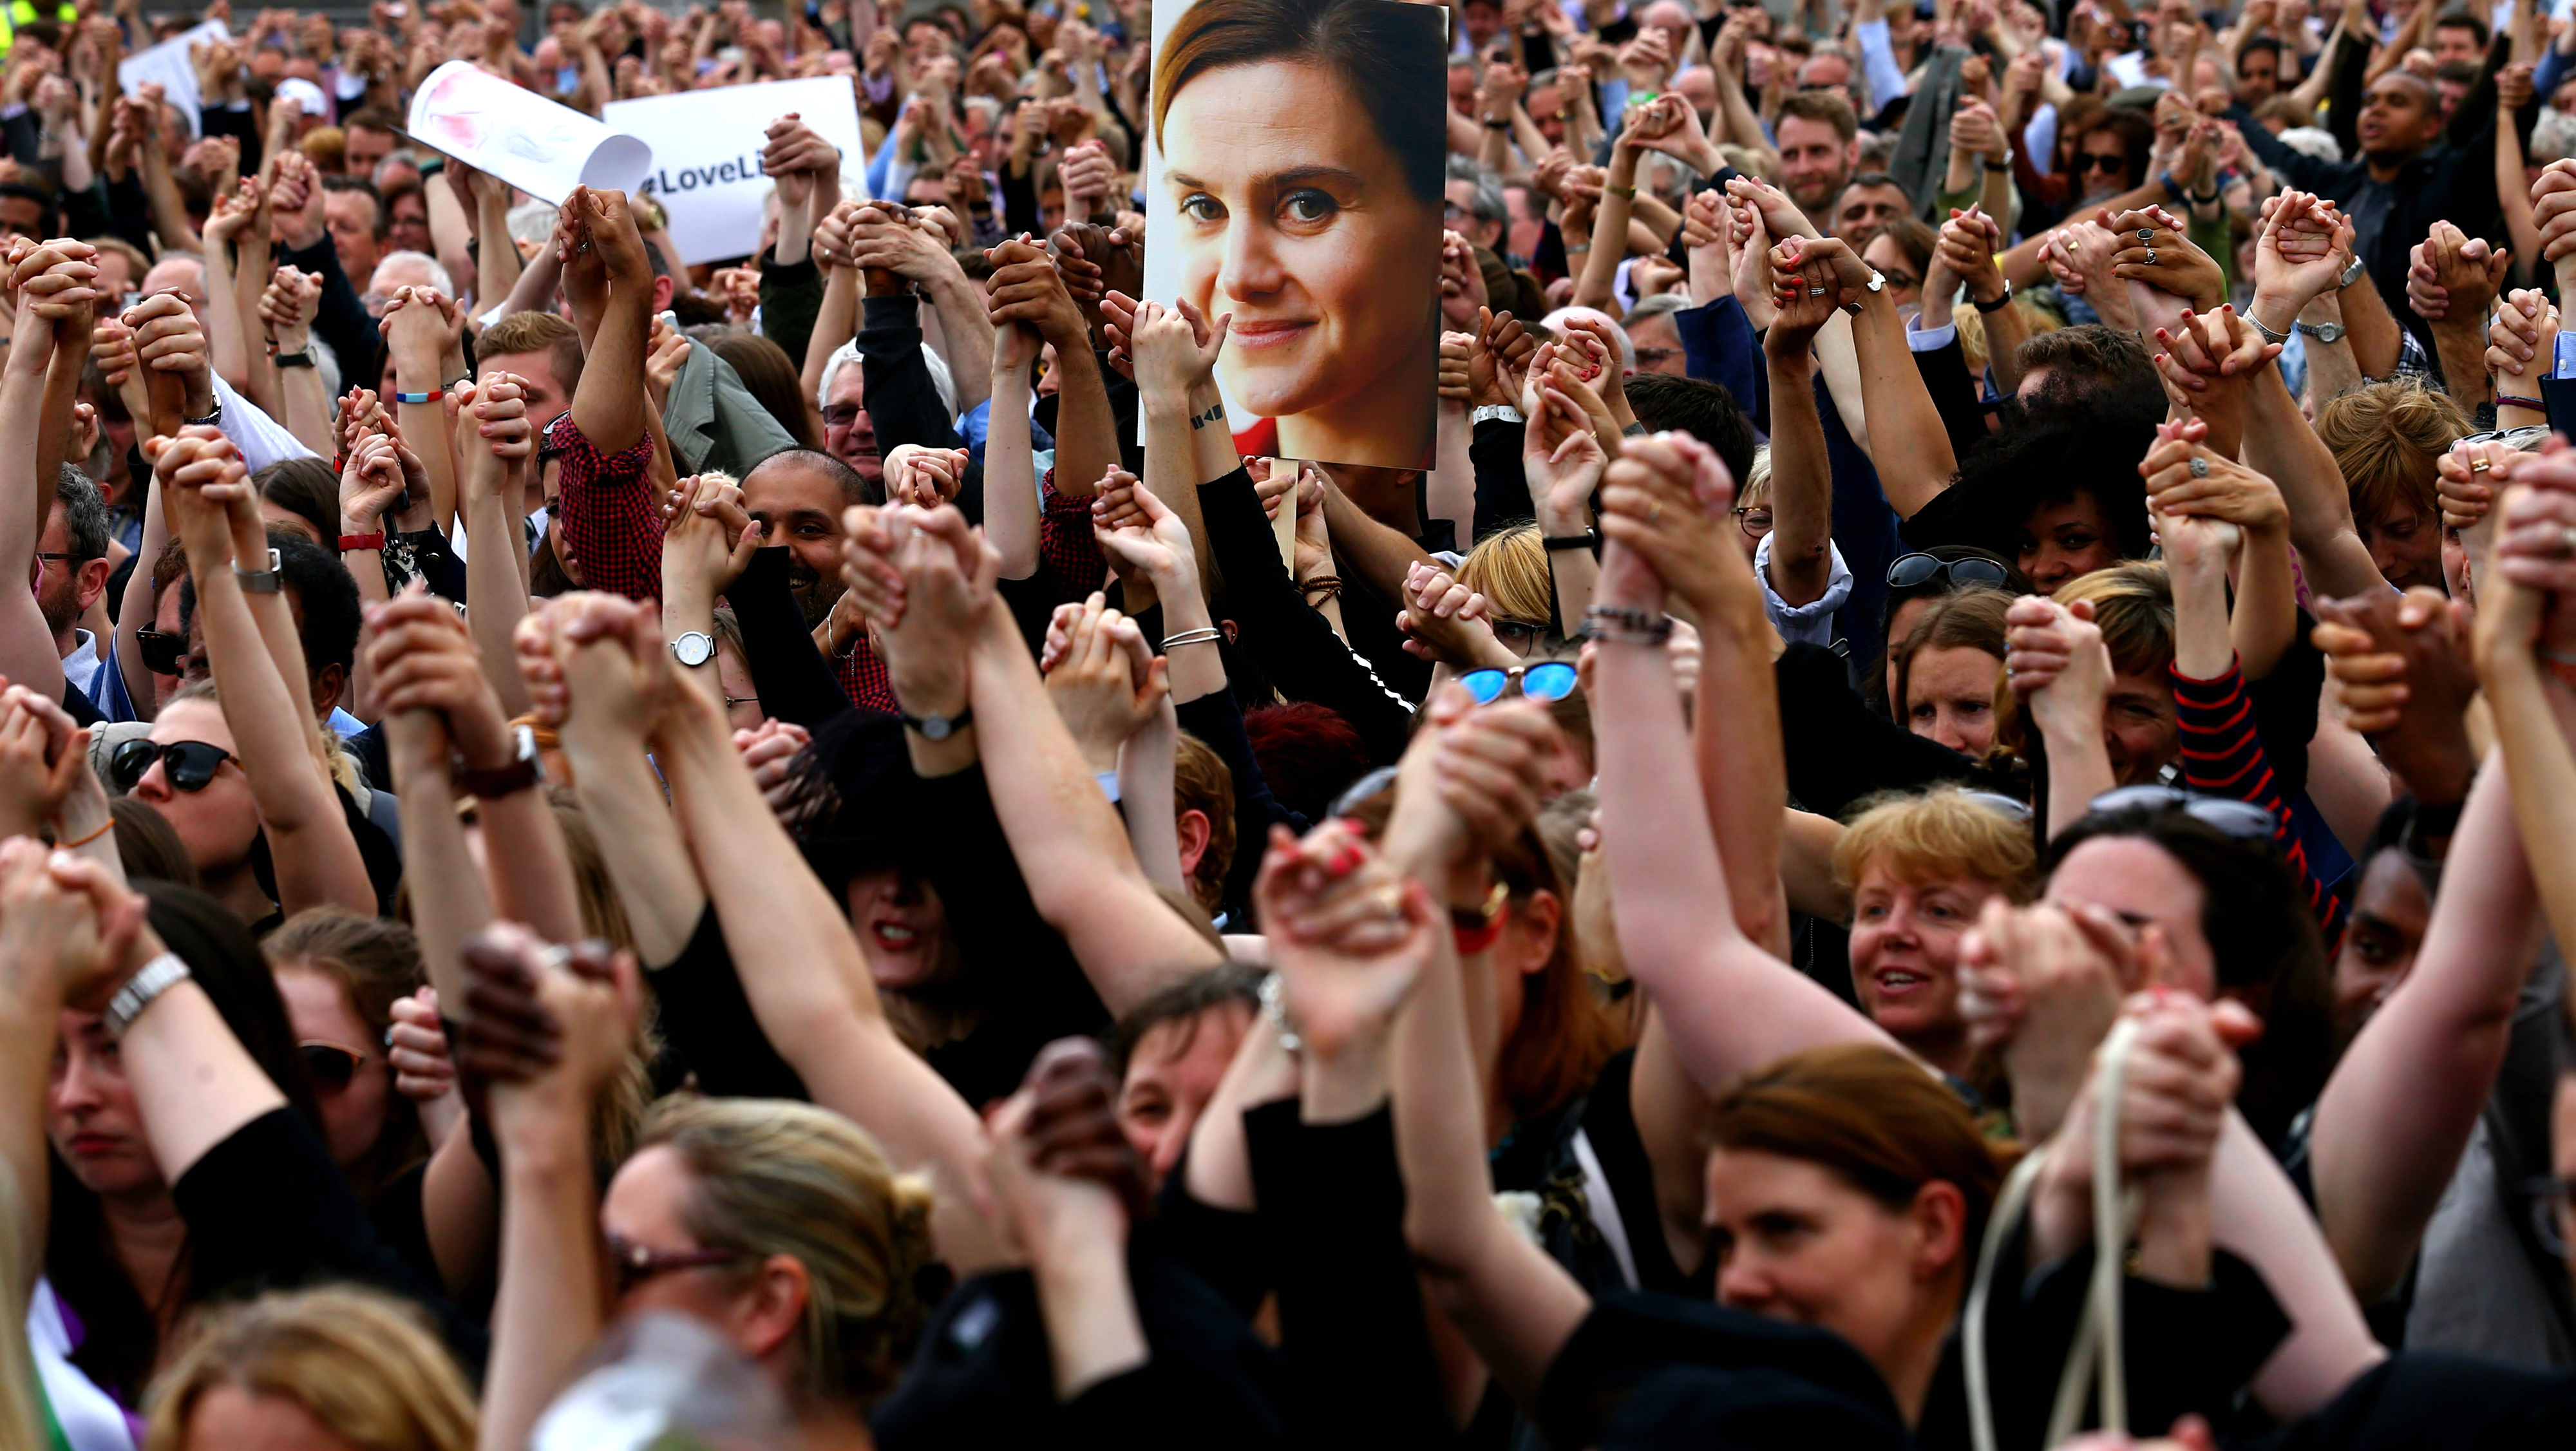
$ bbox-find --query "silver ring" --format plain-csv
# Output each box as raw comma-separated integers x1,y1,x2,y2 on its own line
1808,285,1826,297
2189,457,2209,478
2143,248,2157,266
2137,227,2154,243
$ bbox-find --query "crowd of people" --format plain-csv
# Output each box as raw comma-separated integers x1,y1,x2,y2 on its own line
0,0,2567,1446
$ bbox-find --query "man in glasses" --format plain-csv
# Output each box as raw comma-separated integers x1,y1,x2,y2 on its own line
41,470,120,723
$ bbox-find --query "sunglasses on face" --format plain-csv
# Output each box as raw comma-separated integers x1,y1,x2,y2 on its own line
2075,153,2127,173
299,1041,367,1093
109,739,236,793
1886,552,2012,590
134,626,188,676
1461,661,1578,705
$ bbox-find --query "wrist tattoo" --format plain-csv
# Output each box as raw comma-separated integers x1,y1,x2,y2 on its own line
1188,401,1225,430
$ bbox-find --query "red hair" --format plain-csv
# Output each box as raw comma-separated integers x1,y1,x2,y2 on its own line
1242,702,1370,825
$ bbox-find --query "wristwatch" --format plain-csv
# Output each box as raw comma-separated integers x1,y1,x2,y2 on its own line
1972,279,2014,313
1982,146,2014,173
1841,270,1884,316
902,706,974,741
452,723,543,799
2339,254,2365,289
184,394,223,429
235,547,283,594
2246,311,2291,346
104,953,191,1039
2297,320,2347,344
669,629,716,667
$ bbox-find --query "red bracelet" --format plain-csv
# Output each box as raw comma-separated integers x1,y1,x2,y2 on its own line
338,532,386,553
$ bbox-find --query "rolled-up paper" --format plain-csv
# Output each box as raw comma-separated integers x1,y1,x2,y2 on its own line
406,61,652,205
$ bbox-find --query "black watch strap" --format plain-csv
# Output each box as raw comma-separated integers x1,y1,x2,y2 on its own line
902,705,974,741
1541,531,1596,552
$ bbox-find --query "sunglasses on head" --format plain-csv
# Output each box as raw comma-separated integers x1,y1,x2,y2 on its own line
134,626,187,677
1461,661,1578,705
1887,552,2012,591
109,739,236,793
299,1041,367,1093
2085,784,2278,842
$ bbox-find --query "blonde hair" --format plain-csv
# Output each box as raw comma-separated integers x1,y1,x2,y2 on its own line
1832,785,2039,904
143,1286,476,1451
167,678,352,790
634,1097,936,1408
2315,380,2465,526
1456,523,1554,630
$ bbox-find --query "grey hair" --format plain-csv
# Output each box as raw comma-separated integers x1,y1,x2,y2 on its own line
372,250,456,298
1625,292,1689,325
1444,155,1507,229
53,466,108,562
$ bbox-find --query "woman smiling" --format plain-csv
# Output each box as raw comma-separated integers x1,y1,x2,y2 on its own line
1151,0,1444,468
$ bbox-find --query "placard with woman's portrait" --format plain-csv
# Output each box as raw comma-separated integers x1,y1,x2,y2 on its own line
1144,0,1446,470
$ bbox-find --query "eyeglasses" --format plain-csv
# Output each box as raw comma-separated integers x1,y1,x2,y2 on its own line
603,1231,755,1296
1887,552,2012,591
109,739,236,793
1732,506,1773,538
134,626,187,677
2526,1177,2575,1258
299,1041,368,1093
1461,661,1578,704
2075,153,2128,173
2084,784,2278,842
33,551,80,567
822,404,864,429
1491,619,1547,657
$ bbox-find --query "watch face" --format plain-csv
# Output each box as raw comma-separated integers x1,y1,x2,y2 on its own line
920,714,954,741
672,631,715,667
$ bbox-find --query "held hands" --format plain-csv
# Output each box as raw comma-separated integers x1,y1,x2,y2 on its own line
1254,819,1441,1061
365,584,518,773
1765,234,1871,348
1957,897,2161,1140
0,683,91,842
838,502,1001,709
2138,417,2289,537
148,426,256,565
458,924,641,1138
660,472,763,599
2436,437,2518,533
882,444,969,509
1124,297,1228,402
1089,469,1200,596
339,432,408,532
2311,587,2479,800
1524,381,1607,532
2487,289,2559,381
2106,204,2222,320
1040,593,1168,769
2251,190,2353,314
512,591,683,742
0,837,146,1016
2407,220,2509,325
986,232,1090,352
1397,558,1508,668
2005,594,2114,735
1596,431,1740,620
259,266,323,351
982,1038,1151,1262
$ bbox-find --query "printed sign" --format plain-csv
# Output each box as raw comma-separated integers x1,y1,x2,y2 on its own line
118,20,231,138
605,77,865,265
407,60,652,205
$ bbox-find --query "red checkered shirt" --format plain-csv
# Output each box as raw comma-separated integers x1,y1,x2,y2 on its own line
833,631,899,714
1034,471,1109,603
547,412,662,603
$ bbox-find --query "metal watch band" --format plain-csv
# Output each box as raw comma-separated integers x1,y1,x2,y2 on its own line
2339,254,2365,289
236,547,284,594
104,953,192,1038
2296,320,2345,344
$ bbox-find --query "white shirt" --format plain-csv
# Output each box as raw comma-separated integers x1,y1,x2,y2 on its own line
210,372,320,473
1754,534,1853,647
59,627,104,698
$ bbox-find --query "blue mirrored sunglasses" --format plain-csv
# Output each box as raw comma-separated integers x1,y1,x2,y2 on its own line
1460,661,1578,705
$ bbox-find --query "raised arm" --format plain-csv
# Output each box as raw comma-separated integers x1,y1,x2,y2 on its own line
983,263,1045,580
1591,433,1892,1095
160,430,375,916
0,242,90,705
565,187,657,459
1761,238,1857,609
464,929,636,1451
2476,469,2576,1014
257,267,334,457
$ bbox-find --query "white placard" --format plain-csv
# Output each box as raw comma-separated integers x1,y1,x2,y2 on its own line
406,61,652,205
605,77,864,265
117,20,231,139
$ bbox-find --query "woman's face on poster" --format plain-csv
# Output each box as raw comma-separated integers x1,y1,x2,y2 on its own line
1162,58,1439,429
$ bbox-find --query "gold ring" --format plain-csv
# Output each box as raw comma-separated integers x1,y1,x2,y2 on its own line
2471,457,2493,473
